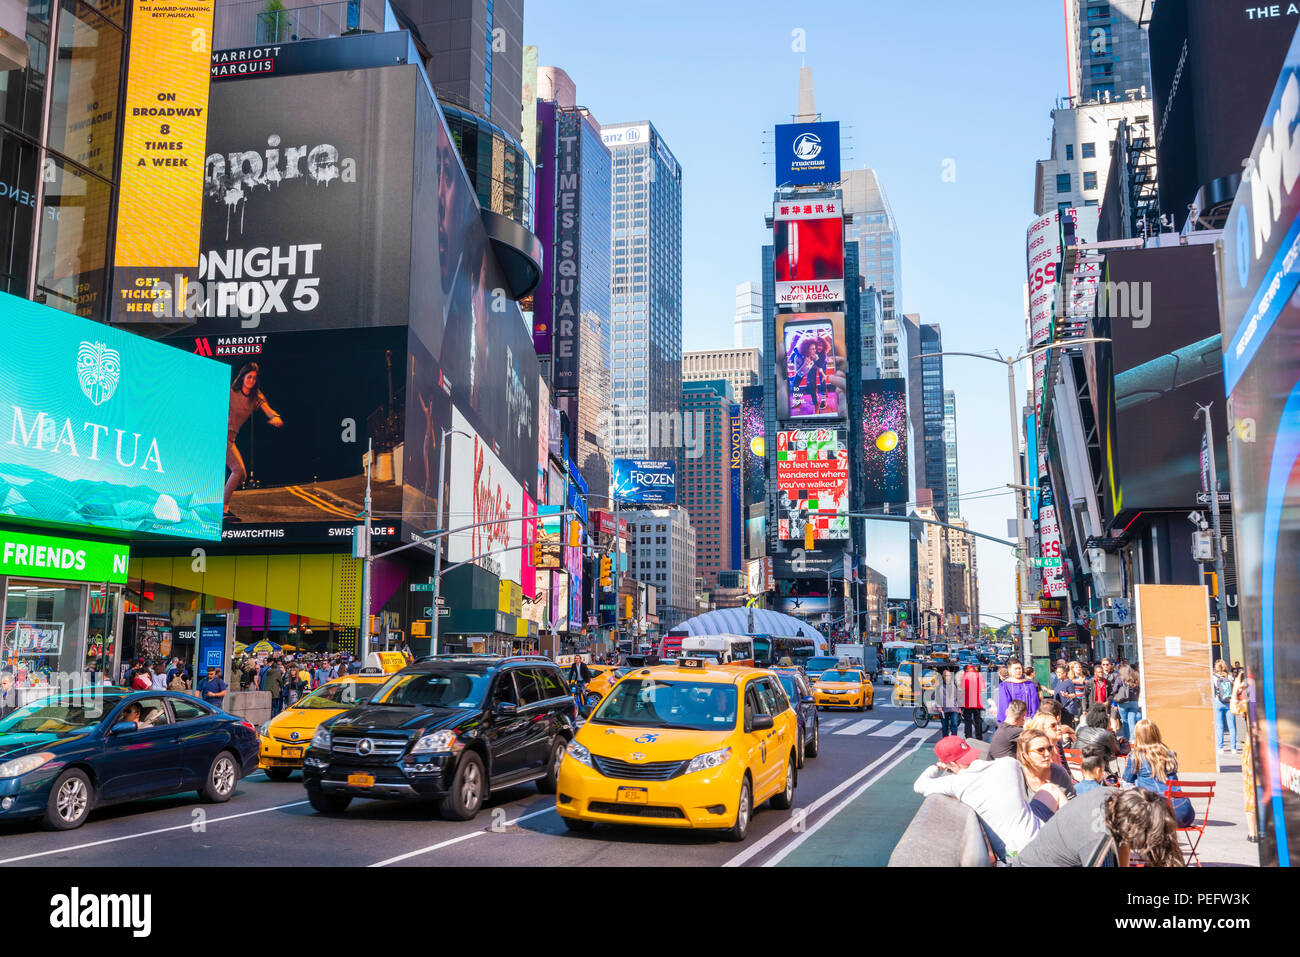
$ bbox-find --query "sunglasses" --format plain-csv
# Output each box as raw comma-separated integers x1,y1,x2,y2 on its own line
1028,746,1053,755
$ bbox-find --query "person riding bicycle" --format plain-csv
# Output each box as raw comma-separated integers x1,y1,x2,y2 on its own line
569,657,593,697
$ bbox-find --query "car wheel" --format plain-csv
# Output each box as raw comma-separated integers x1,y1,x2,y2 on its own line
807,719,820,758
537,737,566,794
264,766,293,782
770,755,796,810
563,816,594,833
441,751,486,821
797,729,805,769
721,777,752,842
866,693,874,711
199,751,240,803
43,768,93,831
307,788,351,814
584,692,601,711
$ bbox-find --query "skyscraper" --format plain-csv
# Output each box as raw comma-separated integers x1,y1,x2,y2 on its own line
1064,0,1152,103
682,348,760,400
604,121,683,461
391,0,525,141
680,379,740,591
733,281,764,355
943,389,959,519
842,168,902,320
908,319,948,523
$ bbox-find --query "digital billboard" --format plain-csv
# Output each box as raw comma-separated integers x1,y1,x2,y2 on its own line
774,312,846,421
0,291,227,540
860,379,908,503
110,0,216,323
773,201,844,305
535,506,563,570
612,459,676,505
741,386,766,506
774,428,849,541
447,407,523,588
1096,244,1226,518
774,122,841,187
1218,30,1300,865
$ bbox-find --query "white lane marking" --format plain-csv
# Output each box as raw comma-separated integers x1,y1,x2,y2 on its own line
368,806,554,867
820,718,848,730
0,801,311,866
723,731,929,868
833,720,881,736
870,721,915,737
763,732,930,867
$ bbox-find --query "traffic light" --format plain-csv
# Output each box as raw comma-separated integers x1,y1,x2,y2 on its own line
804,524,815,551
599,556,612,587
368,615,379,635
531,542,543,566
568,520,582,548
411,620,429,637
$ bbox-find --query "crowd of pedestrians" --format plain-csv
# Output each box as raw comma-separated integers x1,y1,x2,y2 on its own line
914,654,1192,866
235,653,364,716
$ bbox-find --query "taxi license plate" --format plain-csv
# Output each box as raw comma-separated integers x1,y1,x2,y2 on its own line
281,747,302,759
347,773,375,788
616,787,648,805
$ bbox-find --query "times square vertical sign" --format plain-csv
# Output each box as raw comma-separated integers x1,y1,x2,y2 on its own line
551,110,582,391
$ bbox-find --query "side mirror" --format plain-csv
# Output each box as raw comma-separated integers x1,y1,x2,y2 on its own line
751,714,774,732
801,695,814,706
111,722,137,735
495,701,518,716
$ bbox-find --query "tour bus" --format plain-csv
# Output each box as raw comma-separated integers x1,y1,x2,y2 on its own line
680,634,756,665
750,633,825,669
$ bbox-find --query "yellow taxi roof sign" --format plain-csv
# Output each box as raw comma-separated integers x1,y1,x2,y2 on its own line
677,657,706,669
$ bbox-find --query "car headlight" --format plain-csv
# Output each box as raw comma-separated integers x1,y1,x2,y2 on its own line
684,746,732,775
411,730,460,754
311,726,331,750
0,752,55,779
258,722,270,737
566,739,595,769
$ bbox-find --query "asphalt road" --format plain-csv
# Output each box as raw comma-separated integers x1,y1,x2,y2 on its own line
0,688,938,868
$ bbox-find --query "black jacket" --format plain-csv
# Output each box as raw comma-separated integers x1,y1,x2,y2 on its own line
1075,724,1127,758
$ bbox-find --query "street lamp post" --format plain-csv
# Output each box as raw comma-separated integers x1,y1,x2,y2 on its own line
917,337,1110,665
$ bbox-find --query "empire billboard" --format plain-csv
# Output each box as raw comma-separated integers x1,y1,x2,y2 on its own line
773,201,844,305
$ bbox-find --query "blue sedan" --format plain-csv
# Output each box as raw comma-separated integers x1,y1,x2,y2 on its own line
0,688,259,830
773,669,820,767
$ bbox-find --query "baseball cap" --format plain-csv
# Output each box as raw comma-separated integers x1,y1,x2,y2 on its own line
934,735,979,768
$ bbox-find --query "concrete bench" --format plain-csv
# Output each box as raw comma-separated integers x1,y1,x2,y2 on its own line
888,793,996,867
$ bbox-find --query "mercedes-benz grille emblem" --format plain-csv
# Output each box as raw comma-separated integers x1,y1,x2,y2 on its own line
357,738,374,755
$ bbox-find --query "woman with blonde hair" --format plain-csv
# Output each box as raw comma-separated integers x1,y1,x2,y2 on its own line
1024,710,1077,798
1122,718,1195,827
1017,728,1070,819
1212,659,1238,753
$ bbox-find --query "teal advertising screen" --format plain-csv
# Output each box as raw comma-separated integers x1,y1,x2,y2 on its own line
0,291,227,540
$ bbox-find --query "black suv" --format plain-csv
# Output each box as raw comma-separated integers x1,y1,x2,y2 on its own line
301,655,576,820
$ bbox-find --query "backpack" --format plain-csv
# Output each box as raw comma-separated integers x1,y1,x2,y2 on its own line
1214,675,1232,704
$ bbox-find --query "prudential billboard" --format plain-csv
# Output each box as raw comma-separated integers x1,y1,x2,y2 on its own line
775,122,841,187
0,291,228,540
613,459,676,505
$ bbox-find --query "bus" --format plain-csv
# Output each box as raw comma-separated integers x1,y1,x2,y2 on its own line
680,634,756,665
751,634,823,669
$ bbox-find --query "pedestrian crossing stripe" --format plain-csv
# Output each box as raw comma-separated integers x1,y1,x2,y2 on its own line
833,719,880,735
870,721,914,737
821,718,848,729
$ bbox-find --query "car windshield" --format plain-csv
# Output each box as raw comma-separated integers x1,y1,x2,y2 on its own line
591,679,738,731
777,675,800,699
820,670,861,682
806,657,839,673
294,681,380,710
0,692,128,734
371,670,491,709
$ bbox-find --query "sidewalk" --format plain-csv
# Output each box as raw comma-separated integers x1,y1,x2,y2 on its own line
1194,751,1260,867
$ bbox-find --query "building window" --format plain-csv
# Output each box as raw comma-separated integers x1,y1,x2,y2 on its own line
1081,142,1096,159
1065,144,1074,161
1055,173,1071,193
1083,171,1098,191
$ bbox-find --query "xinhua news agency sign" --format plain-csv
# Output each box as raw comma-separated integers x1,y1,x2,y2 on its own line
0,530,130,584
0,291,228,540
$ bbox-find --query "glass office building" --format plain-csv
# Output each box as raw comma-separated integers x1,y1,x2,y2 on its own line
943,389,960,518
603,121,683,461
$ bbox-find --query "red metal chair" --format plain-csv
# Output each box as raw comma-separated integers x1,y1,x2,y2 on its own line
1062,748,1083,781
1164,779,1215,866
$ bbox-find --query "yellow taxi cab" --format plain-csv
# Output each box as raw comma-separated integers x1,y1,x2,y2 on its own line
582,664,635,709
812,666,873,711
556,657,798,841
258,671,390,780
891,661,937,705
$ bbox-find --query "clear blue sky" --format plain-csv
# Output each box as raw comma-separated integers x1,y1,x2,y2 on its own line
524,0,1070,628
